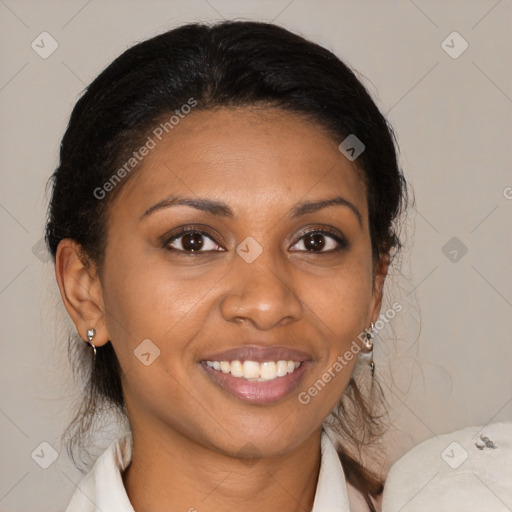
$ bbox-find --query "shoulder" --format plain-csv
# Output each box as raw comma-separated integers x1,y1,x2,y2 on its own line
382,422,512,511
65,433,134,512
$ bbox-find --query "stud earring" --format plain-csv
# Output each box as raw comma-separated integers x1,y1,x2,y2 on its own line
86,328,97,358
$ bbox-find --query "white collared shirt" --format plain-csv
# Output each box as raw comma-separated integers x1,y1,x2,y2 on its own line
65,430,371,511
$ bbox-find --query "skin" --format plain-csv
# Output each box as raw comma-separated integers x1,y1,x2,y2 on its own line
55,107,389,512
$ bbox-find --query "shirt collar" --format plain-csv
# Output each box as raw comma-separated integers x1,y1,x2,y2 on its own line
312,430,352,511
66,430,351,511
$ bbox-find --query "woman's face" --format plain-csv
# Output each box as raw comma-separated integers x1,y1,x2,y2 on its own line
96,107,386,457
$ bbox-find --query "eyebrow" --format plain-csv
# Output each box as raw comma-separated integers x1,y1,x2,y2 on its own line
140,195,362,226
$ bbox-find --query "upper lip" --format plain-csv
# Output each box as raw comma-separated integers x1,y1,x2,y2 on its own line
201,345,312,363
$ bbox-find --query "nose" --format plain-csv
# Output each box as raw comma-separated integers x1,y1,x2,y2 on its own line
219,251,303,330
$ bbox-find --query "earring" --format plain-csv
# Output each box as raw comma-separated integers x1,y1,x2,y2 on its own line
363,322,375,376
86,328,97,358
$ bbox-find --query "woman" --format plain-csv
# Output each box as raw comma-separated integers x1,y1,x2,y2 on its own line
45,21,407,511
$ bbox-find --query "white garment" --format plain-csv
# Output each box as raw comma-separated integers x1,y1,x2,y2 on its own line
65,430,370,511
381,422,512,511
64,421,512,511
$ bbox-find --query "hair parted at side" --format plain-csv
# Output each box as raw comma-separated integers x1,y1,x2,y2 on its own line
45,20,408,510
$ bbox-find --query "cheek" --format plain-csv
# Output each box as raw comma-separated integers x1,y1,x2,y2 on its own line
101,248,219,369
306,254,374,341
292,252,373,408
100,259,208,414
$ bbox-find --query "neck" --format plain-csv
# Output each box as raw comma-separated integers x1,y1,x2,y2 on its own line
122,422,323,512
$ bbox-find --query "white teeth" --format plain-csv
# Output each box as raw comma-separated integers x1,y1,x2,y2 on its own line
260,361,277,381
243,360,260,379
230,360,243,378
276,360,288,377
205,359,302,381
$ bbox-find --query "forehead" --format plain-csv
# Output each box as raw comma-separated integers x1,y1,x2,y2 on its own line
112,107,368,220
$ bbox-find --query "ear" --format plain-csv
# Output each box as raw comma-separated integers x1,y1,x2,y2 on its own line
369,251,390,324
54,239,110,347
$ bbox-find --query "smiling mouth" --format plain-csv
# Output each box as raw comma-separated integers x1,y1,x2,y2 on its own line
200,345,311,404
204,360,302,381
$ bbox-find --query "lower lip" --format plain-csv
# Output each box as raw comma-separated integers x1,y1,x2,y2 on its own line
201,362,309,405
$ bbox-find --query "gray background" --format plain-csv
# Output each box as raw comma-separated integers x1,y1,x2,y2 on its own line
1,0,511,510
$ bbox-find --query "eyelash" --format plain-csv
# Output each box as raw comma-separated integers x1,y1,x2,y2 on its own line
295,227,348,252
163,225,348,255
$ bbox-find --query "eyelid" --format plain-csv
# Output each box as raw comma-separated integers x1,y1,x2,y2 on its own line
162,225,226,250
162,224,348,254
290,226,348,252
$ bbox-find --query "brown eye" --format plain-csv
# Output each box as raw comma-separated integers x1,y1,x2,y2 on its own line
181,232,205,251
165,228,223,253
290,228,347,253
303,232,326,251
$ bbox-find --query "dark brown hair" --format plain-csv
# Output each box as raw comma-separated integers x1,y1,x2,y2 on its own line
45,20,408,510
